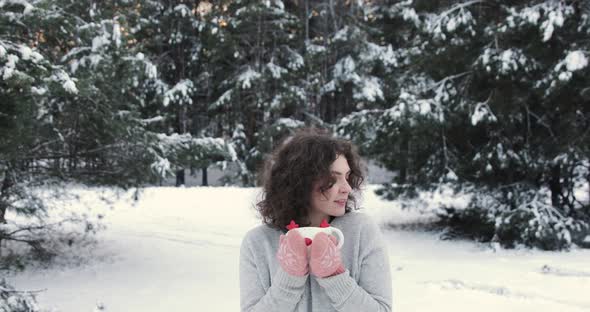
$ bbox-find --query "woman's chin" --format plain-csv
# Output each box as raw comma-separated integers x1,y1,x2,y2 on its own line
332,207,346,217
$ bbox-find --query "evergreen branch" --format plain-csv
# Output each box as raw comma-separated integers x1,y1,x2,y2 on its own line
571,123,590,146
6,219,80,236
303,111,330,127
429,0,486,32
29,138,69,154
0,286,47,294
426,71,472,92
1,236,43,245
40,5,90,27
523,107,557,142
20,142,139,161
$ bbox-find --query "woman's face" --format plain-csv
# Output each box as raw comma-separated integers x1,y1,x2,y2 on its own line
309,154,353,226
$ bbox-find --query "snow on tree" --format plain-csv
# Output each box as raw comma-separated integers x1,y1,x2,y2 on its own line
0,278,46,311
154,132,236,176
0,0,217,264
338,0,590,249
204,0,307,185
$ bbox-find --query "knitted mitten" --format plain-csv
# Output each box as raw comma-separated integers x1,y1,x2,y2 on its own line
276,230,309,276
310,232,346,278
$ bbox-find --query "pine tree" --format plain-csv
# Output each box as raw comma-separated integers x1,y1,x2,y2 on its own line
127,0,236,186
0,0,87,259
0,0,234,262
48,0,168,186
339,0,590,249
304,0,395,123
205,0,307,185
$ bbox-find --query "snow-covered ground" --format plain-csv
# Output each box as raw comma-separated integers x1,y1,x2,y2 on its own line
6,185,590,312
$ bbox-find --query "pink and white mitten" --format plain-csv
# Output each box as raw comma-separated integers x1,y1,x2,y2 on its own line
310,232,346,278
276,230,309,276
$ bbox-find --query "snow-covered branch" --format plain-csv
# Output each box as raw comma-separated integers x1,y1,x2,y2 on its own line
426,71,471,92
429,0,485,32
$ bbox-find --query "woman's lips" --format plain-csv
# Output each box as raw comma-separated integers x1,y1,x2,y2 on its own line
334,200,346,206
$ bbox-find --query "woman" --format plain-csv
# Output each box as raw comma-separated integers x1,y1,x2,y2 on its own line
239,127,392,312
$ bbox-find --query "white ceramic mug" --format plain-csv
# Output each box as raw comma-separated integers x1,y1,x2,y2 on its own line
288,226,344,249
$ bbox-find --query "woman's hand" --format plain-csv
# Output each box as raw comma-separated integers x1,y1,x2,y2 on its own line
310,232,346,278
276,230,309,276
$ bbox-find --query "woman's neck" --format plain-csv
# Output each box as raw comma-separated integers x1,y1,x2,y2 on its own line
309,212,332,227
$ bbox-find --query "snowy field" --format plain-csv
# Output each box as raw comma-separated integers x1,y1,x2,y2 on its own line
6,185,590,312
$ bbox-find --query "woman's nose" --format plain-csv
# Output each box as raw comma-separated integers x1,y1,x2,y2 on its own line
340,180,352,193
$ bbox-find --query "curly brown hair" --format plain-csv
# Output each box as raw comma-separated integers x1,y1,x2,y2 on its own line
256,127,366,231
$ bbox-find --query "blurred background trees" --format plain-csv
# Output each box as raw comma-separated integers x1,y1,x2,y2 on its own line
1,0,589,255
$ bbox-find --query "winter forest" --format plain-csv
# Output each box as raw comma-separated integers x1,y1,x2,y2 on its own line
1,0,590,311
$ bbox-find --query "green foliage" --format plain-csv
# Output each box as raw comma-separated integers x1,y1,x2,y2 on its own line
336,0,590,249
154,132,236,174
2,0,589,252
438,184,590,250
437,206,496,243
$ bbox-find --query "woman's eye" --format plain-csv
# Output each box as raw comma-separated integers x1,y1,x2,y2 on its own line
328,179,336,188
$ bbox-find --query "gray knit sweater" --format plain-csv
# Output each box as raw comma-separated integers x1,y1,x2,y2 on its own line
239,212,392,312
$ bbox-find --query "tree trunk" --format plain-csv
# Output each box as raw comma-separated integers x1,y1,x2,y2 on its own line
549,164,562,208
0,173,13,258
175,100,188,187
0,199,6,225
176,169,185,187
201,167,208,186
398,133,409,184
328,0,338,32
0,173,12,224
304,0,309,41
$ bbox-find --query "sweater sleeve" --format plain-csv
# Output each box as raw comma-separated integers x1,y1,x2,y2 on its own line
239,232,308,312
316,216,393,312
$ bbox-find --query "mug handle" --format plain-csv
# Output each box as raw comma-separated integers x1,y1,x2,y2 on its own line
330,227,344,249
